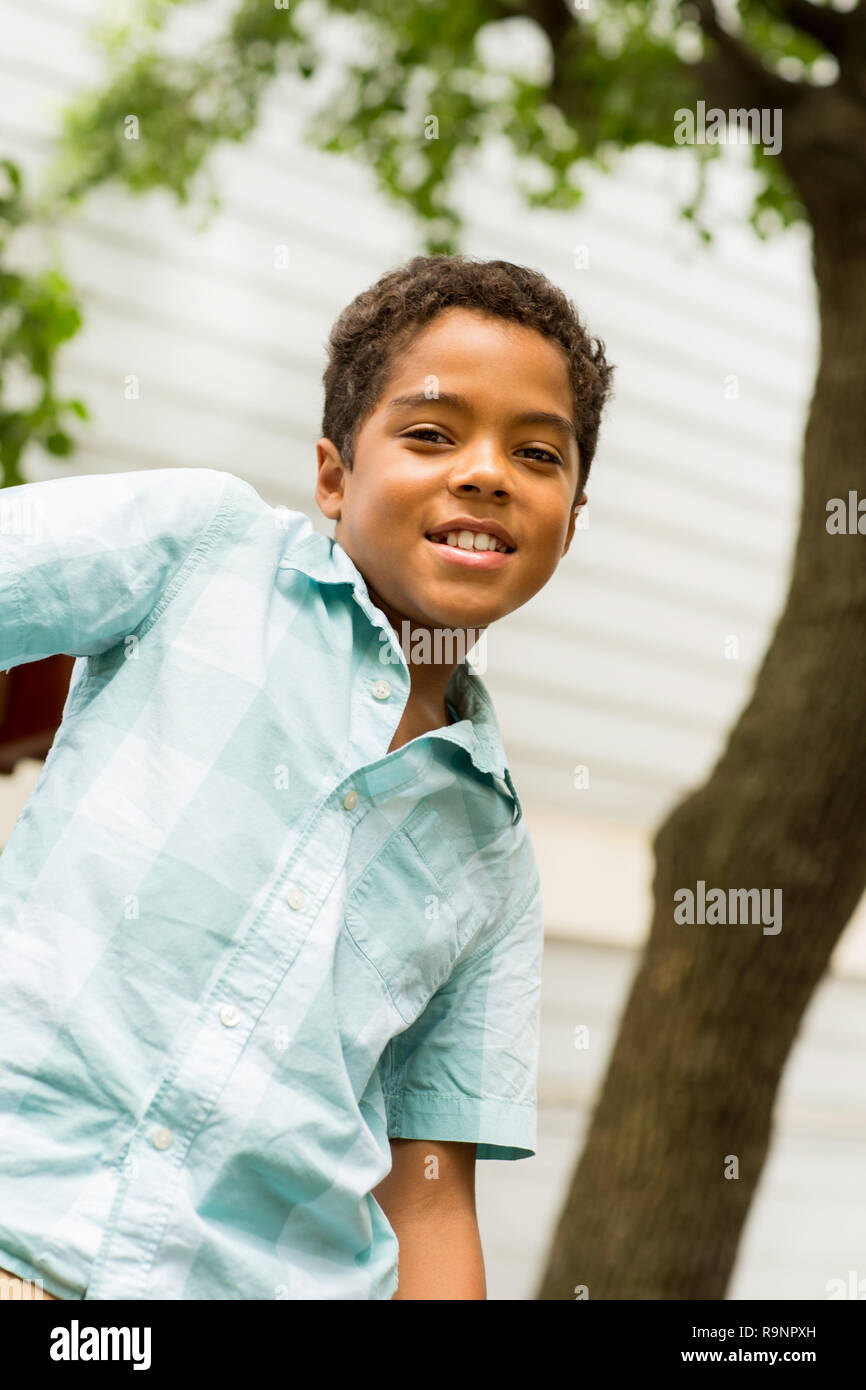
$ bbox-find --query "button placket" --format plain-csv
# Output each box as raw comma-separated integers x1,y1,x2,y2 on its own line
102,801,360,1293
96,805,360,1298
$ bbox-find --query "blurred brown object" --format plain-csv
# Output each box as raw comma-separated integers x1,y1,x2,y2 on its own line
0,656,75,774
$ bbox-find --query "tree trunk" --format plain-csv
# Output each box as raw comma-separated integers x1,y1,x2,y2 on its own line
536,125,866,1299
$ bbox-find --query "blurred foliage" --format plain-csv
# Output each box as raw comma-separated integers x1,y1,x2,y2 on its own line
0,160,89,488
48,0,820,247
3,0,834,483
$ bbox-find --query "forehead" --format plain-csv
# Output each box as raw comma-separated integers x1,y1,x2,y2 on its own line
386,306,573,404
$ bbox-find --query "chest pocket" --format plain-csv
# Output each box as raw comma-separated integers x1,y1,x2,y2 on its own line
342,802,479,1027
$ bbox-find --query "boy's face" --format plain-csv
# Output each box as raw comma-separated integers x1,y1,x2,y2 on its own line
316,306,584,636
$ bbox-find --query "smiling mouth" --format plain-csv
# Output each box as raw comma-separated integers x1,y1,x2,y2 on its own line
424,534,514,568
424,531,515,554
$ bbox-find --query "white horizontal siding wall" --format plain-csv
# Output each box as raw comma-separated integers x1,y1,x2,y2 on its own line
2,0,865,1300
0,0,813,835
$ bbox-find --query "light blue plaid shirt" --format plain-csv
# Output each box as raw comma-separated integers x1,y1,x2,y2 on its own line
0,467,544,1301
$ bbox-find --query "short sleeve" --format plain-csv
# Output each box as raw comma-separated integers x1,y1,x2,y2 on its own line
0,467,234,671
379,874,544,1161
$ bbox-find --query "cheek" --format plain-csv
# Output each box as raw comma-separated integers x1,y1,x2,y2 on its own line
360,466,416,517
366,498,423,558
352,496,391,546
351,502,411,585
516,532,565,594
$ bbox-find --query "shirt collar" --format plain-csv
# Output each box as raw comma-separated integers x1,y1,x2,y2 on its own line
278,525,523,823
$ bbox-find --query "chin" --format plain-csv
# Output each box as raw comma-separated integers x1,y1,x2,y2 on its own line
400,582,503,627
427,604,502,632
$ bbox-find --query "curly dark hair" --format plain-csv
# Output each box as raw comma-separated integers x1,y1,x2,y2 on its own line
321,254,615,499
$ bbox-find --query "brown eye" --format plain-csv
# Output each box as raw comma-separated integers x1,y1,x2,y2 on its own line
403,428,448,443
521,446,562,464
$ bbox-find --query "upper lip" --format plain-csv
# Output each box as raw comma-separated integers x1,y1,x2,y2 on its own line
425,516,517,550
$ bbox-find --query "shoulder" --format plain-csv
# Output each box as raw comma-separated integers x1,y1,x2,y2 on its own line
160,467,258,519
499,821,543,938
460,813,544,962
491,810,542,898
135,466,271,515
146,469,306,550
72,467,243,540
179,473,322,555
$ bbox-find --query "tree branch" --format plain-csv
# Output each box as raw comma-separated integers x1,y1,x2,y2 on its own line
691,0,802,110
774,0,852,58
519,0,583,100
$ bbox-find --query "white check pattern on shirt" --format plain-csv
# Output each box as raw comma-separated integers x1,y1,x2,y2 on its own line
0,467,544,1301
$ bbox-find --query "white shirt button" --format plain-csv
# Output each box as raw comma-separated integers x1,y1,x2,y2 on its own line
371,680,391,700
152,1127,173,1150
219,1003,241,1028
286,887,306,910
342,790,358,811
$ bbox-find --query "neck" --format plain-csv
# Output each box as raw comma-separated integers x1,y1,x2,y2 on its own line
367,587,482,718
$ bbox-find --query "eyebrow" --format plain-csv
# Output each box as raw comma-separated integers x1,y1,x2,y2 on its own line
386,391,578,443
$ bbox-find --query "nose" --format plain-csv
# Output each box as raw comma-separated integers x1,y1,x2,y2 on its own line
447,441,511,498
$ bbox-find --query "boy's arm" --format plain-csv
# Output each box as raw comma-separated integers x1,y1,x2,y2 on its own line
373,1138,486,1300
0,467,232,669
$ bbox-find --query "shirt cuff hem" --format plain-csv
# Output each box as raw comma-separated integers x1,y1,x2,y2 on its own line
384,1089,536,1160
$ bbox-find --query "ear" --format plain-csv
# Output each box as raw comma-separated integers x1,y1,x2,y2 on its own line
315,438,347,523
562,491,587,556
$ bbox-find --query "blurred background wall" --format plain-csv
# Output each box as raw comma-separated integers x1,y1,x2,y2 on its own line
1,0,865,1299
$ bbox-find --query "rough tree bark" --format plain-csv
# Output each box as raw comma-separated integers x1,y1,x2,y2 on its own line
537,3,866,1299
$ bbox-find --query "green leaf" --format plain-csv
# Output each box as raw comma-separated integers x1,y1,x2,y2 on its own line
44,430,73,456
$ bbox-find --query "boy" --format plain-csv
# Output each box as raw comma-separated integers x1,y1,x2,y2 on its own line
0,254,613,1300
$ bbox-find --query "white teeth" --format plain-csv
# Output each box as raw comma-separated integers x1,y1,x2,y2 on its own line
454,531,507,551
430,530,511,552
